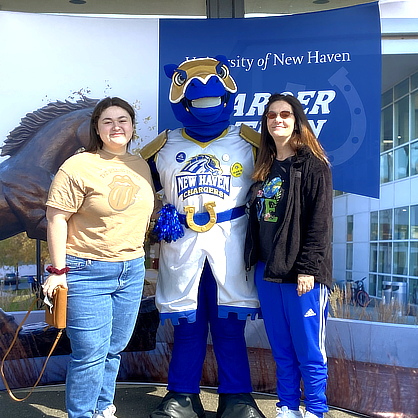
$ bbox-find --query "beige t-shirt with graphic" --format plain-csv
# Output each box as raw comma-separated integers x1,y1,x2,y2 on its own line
46,149,154,261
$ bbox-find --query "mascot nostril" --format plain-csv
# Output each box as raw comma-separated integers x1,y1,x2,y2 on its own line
143,55,266,418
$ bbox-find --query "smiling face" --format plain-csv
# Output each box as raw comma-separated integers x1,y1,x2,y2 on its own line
266,100,296,145
97,106,134,155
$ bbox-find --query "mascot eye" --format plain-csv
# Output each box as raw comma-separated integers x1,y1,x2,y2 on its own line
174,72,187,86
217,65,229,79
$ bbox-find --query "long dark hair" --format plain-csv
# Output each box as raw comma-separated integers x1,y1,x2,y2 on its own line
86,97,136,153
252,93,329,181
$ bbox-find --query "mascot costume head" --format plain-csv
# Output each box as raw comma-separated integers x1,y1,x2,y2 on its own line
164,55,237,142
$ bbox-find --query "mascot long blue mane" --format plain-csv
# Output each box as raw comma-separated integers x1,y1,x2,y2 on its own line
143,56,265,418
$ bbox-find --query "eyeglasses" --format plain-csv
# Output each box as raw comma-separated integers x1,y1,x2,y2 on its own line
266,110,294,120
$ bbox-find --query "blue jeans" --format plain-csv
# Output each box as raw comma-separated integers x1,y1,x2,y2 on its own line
65,255,145,418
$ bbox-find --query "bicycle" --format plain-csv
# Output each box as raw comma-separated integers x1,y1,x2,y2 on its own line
346,277,370,307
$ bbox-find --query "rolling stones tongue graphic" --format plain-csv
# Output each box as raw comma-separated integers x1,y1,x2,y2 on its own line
108,174,139,211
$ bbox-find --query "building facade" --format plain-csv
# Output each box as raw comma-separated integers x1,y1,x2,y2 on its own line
333,7,418,304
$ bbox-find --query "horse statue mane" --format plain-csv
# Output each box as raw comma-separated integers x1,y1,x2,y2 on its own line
1,97,98,157
0,96,99,241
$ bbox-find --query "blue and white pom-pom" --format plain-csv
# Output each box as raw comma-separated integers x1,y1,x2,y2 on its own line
154,204,184,243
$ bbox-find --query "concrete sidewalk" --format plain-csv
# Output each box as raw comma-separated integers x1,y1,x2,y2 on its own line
1,383,368,418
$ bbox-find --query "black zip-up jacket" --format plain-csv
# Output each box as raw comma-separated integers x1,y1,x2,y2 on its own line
245,146,333,288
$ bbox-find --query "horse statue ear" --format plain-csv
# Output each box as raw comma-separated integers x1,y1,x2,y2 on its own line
164,64,178,79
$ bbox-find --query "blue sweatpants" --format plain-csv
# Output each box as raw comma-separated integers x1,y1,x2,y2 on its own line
255,262,329,418
167,260,253,394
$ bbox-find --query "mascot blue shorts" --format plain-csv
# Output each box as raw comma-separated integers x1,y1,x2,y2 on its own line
142,56,265,418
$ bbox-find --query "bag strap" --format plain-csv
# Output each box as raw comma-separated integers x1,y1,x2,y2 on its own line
1,298,63,402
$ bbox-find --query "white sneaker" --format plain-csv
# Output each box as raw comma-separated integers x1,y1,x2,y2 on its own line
305,411,320,418
92,404,117,418
276,405,304,418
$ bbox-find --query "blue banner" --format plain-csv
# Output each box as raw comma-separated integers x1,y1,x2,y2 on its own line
159,2,381,198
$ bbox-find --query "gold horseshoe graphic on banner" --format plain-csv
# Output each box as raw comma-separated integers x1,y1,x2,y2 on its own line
184,202,217,232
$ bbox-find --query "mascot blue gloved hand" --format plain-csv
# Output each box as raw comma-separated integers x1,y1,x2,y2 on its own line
142,55,265,418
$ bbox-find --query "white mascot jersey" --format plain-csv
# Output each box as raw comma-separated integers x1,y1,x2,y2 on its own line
155,125,260,318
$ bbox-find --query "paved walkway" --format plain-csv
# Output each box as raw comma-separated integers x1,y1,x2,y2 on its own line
1,383,368,418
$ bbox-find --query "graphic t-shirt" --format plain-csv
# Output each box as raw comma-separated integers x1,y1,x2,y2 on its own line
46,149,154,261
257,156,294,262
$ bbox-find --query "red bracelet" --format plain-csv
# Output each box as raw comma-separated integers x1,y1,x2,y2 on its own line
46,266,70,275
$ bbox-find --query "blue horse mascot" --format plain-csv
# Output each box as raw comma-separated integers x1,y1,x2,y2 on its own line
142,55,265,418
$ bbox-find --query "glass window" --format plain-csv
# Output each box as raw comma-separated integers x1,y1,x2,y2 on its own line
394,206,409,240
379,209,392,240
369,274,377,297
370,243,378,272
377,275,386,298
347,215,353,241
374,71,418,305
394,145,409,180
370,211,378,241
395,96,409,146
379,242,392,274
411,71,418,91
393,242,408,275
412,91,418,141
381,88,393,108
409,278,418,304
346,243,353,270
410,242,418,277
381,105,393,151
411,205,418,239
411,140,418,176
380,151,393,183
394,78,409,100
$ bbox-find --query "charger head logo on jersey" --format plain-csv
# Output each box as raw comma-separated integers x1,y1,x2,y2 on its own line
176,154,230,200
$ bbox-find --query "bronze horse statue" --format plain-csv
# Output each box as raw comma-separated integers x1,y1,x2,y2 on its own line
0,97,98,241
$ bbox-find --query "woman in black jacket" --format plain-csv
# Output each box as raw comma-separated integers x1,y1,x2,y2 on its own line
245,94,332,418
